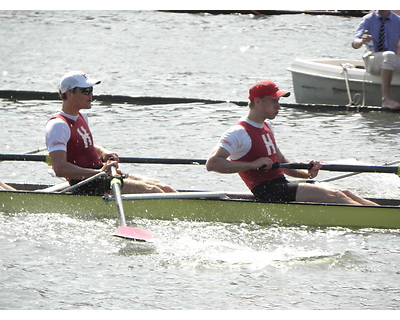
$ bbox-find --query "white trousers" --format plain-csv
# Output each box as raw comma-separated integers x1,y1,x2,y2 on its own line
363,51,400,75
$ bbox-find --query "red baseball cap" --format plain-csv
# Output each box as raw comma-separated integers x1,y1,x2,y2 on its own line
248,80,290,101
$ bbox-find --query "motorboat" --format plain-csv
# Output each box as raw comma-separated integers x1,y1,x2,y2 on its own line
288,58,400,107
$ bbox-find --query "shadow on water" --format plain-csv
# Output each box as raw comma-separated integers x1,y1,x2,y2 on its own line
117,241,157,256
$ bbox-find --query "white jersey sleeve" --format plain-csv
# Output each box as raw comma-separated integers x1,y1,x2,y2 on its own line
217,120,278,161
45,118,70,153
45,112,88,153
217,124,252,160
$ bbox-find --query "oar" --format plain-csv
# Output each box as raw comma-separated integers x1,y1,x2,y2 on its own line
24,147,47,155
109,166,153,242
0,153,51,163
273,162,400,175
3,153,400,175
121,191,230,201
320,160,400,182
0,153,206,165
118,157,206,165
58,171,107,193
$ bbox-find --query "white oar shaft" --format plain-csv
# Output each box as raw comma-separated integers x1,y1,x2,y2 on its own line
109,166,153,241
110,166,126,227
121,191,229,201
320,171,360,183
59,171,107,193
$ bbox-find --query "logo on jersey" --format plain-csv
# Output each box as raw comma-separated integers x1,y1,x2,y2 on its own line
77,126,93,148
261,133,276,155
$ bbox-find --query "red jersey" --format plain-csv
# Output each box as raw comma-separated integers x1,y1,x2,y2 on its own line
49,113,103,169
233,120,284,190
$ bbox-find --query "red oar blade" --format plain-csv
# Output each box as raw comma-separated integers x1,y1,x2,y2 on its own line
113,226,153,242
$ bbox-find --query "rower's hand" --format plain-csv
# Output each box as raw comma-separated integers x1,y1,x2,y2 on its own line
101,159,119,174
254,157,274,171
103,152,119,163
308,160,321,178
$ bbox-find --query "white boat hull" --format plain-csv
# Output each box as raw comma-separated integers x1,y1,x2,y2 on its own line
288,58,400,106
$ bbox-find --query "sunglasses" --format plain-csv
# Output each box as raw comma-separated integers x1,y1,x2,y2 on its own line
75,87,93,95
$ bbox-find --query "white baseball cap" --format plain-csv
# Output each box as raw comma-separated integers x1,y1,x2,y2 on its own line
59,71,101,93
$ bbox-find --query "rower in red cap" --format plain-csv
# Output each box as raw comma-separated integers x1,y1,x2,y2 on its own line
206,81,378,206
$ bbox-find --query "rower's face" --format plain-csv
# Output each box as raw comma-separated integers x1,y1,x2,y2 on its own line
69,87,94,109
257,96,281,119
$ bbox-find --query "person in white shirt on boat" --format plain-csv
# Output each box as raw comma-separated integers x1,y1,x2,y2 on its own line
352,10,400,109
45,71,176,196
206,80,378,206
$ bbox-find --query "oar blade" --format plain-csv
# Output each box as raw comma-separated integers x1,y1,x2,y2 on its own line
113,226,153,242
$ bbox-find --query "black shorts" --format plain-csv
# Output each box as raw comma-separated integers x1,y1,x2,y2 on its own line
251,177,314,202
69,178,111,196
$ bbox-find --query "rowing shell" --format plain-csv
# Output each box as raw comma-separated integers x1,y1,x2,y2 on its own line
1,183,400,230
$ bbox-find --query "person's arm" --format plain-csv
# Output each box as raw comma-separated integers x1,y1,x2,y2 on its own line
352,37,364,49
94,144,119,162
352,34,371,49
206,147,274,174
352,17,372,49
276,149,321,179
49,150,116,180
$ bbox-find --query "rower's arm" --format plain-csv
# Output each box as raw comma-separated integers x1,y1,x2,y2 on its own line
49,150,104,180
277,150,318,179
94,144,119,162
206,147,272,173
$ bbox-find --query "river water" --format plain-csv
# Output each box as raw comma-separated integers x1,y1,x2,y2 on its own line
1,10,400,311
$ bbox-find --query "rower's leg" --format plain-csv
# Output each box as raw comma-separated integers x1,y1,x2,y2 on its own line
121,179,164,194
122,175,177,193
295,183,378,206
341,190,379,206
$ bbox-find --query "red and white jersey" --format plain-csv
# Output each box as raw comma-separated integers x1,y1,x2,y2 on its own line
46,111,103,169
217,118,284,190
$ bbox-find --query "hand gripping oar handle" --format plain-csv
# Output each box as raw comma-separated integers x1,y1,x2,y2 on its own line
273,162,400,175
